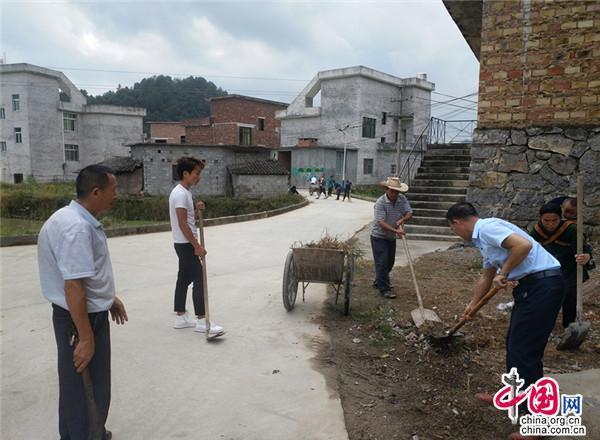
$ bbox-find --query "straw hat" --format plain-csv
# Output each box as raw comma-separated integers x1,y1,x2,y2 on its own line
380,176,409,193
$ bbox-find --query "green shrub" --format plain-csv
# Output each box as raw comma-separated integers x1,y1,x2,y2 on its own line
1,181,304,223
352,185,383,198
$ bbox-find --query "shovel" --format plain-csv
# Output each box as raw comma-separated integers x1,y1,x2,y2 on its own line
431,285,501,341
557,175,590,350
197,211,225,341
402,235,442,327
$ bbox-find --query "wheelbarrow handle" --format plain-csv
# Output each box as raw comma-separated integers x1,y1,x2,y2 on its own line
447,285,502,336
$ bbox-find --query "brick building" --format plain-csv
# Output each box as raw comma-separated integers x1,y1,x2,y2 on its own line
444,0,600,231
148,95,287,147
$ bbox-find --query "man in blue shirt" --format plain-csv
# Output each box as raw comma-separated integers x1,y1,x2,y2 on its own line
38,165,128,440
446,202,563,437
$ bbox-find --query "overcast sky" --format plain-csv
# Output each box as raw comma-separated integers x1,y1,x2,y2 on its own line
1,0,480,119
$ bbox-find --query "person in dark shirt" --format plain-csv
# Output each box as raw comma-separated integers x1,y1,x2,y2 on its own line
548,196,577,221
342,180,352,201
529,203,593,328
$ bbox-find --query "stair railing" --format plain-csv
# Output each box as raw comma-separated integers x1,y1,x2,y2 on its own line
399,117,433,186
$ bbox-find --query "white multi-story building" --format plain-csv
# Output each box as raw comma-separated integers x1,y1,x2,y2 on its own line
0,63,145,183
276,66,434,186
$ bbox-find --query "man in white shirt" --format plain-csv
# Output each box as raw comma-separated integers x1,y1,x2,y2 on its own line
38,165,128,440
169,157,223,334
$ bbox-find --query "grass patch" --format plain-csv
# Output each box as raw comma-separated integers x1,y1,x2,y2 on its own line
1,181,305,237
352,185,383,199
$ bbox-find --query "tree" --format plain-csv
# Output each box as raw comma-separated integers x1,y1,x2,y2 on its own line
84,75,228,124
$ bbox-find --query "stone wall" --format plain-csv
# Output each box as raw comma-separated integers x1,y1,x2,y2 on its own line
478,0,600,128
469,126,600,232
231,174,289,198
130,144,270,196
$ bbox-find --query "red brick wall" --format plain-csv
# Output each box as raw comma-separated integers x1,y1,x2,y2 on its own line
210,98,286,147
186,126,215,144
478,0,600,127
149,123,186,143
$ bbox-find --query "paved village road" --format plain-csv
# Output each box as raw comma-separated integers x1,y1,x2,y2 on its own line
1,196,373,440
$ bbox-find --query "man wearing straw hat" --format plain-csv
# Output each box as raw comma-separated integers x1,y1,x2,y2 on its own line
370,177,413,298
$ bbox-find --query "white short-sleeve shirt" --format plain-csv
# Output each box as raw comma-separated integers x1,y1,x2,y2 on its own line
37,201,116,312
169,184,197,243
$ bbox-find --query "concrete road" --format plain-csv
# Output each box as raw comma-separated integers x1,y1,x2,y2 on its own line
1,196,373,440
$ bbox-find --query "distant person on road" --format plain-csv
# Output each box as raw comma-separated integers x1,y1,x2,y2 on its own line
169,157,223,335
38,165,128,440
529,202,594,329
342,180,353,201
326,175,335,197
335,181,343,200
316,176,326,199
370,177,412,298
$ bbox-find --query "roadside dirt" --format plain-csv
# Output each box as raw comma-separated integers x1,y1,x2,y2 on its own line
319,243,600,440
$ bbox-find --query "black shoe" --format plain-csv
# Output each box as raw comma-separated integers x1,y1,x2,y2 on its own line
380,290,397,299
105,430,112,440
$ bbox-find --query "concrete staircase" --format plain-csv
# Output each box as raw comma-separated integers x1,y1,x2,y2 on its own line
404,143,471,242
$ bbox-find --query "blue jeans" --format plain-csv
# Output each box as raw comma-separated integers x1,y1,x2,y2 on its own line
507,274,564,388
370,236,396,293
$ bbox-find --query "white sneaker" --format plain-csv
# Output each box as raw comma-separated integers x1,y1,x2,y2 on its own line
173,313,196,329
195,318,223,334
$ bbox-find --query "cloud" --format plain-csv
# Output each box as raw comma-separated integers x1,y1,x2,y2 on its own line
0,0,480,110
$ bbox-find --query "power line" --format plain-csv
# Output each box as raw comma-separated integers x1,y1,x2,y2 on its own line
49,66,310,82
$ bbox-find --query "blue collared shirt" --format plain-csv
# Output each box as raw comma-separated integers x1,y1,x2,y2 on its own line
472,218,560,280
37,200,116,312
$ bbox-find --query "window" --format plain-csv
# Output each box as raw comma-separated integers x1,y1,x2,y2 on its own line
258,117,265,131
64,144,79,161
363,158,373,175
362,117,376,138
154,139,167,144
390,164,397,175
401,129,407,147
180,135,186,144
382,112,387,125
395,131,398,143
0,141,6,153
239,127,252,146
63,112,76,131
380,137,386,143
336,151,344,174
14,173,23,184
14,128,22,143
0,107,5,119
172,164,178,181
12,94,20,111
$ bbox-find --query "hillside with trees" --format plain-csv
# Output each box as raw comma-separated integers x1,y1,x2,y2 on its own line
82,75,228,123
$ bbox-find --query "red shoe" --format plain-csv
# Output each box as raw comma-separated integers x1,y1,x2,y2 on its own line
509,432,540,440
474,393,494,406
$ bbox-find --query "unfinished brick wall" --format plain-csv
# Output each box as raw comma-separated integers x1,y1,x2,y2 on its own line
211,97,286,147
149,122,186,143
478,0,600,127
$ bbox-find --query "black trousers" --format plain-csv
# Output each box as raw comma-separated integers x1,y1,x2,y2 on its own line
506,274,564,388
371,236,396,293
52,304,110,440
174,242,205,317
562,281,577,328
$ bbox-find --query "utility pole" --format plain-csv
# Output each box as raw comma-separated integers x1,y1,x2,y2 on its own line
338,124,350,182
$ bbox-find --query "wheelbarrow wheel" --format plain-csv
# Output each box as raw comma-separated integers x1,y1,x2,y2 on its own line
343,254,354,315
282,250,298,311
